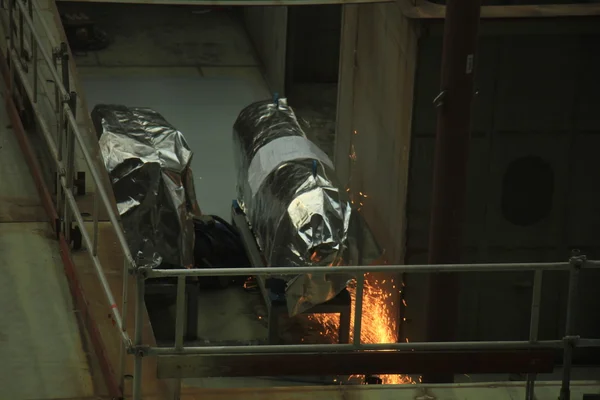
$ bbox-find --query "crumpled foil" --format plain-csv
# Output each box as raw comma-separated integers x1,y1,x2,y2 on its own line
92,104,201,269
233,98,382,316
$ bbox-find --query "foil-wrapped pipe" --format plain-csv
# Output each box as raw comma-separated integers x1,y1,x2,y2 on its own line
233,98,381,316
92,104,201,269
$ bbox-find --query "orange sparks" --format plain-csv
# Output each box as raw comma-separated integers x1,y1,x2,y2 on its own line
309,274,413,385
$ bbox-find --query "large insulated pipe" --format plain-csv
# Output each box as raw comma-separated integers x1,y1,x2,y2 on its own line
424,0,481,384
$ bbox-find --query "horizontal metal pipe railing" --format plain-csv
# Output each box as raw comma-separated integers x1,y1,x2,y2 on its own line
145,260,574,278
147,340,567,355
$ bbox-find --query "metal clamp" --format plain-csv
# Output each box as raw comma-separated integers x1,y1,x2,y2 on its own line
129,345,150,357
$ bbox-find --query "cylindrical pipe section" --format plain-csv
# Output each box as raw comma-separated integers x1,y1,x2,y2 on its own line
60,42,69,93
353,274,365,345
119,258,131,392
146,339,564,356
32,40,38,103
93,190,99,256
559,254,583,400
175,276,186,349
132,274,145,400
526,269,544,400
145,261,572,279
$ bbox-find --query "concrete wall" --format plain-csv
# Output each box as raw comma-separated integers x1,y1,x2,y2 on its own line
243,7,288,95
402,19,600,356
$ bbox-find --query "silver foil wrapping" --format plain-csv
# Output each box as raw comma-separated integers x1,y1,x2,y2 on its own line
92,104,201,269
233,98,382,316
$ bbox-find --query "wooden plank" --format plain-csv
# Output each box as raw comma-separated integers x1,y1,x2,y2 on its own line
156,350,555,379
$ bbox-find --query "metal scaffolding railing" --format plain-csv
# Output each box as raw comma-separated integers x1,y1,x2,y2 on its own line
2,2,600,400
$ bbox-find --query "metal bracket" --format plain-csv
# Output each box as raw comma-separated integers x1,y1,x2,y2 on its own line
569,249,586,269
129,345,150,357
563,335,580,347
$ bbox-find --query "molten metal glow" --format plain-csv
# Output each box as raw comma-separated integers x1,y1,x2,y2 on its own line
309,274,413,384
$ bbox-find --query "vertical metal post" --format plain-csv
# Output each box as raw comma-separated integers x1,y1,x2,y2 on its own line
8,0,15,96
55,100,65,223
118,259,130,393
92,187,99,256
32,40,38,103
172,276,186,400
424,0,481,384
353,274,365,345
525,269,543,400
64,93,77,244
28,0,34,56
132,273,145,400
60,42,70,93
53,50,60,114
18,1,23,59
559,252,584,400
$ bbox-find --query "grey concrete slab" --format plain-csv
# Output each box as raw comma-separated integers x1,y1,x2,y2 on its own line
0,222,94,399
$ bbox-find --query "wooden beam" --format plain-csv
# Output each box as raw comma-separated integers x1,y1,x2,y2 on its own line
157,350,555,379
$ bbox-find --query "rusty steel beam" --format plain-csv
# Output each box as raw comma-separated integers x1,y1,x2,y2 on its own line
157,350,555,379
425,0,481,384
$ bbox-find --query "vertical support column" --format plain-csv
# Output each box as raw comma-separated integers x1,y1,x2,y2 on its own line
559,251,585,400
64,92,77,244
353,274,365,345
28,0,34,57
32,40,38,103
119,259,131,393
18,0,24,60
61,42,70,93
424,0,481,384
525,269,543,400
132,272,145,400
55,97,65,238
8,0,15,96
172,275,186,400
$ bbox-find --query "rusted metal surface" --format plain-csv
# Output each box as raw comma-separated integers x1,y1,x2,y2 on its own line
157,350,555,379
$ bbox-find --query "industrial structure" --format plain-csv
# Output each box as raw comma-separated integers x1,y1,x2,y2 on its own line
1,0,600,399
